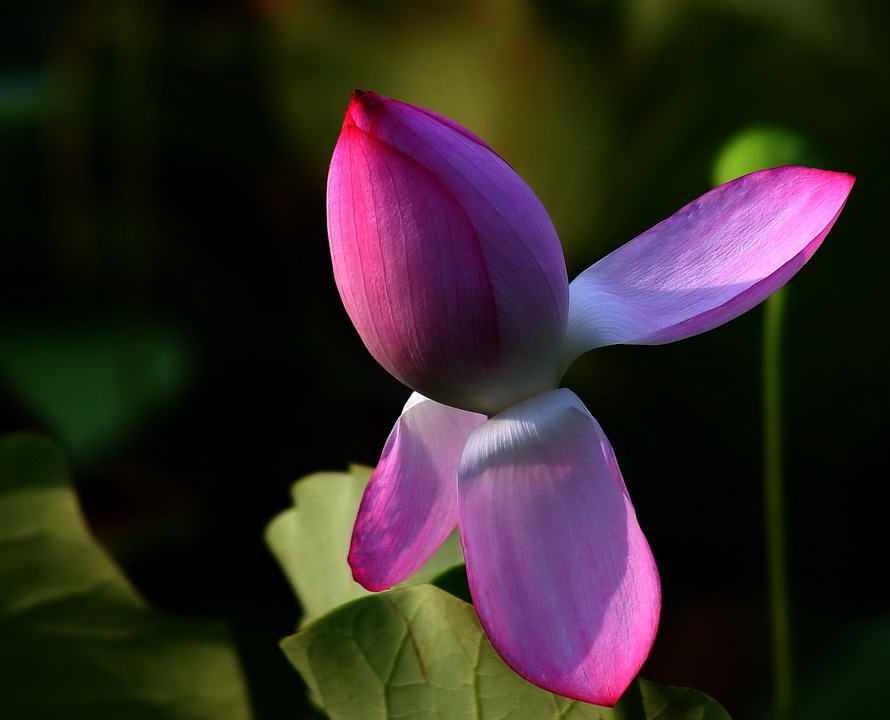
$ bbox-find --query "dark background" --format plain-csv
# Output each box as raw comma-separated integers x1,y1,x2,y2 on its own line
1,1,887,718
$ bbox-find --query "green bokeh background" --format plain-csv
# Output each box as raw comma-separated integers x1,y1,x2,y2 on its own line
1,1,886,718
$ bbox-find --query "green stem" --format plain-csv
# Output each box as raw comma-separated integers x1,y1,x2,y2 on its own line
763,289,793,720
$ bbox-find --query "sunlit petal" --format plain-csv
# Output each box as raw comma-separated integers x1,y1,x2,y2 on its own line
459,389,660,706
349,393,485,591
564,167,855,365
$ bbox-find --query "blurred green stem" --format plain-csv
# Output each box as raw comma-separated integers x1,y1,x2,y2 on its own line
763,289,793,720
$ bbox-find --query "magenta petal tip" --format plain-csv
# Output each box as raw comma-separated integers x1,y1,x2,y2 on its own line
564,166,855,364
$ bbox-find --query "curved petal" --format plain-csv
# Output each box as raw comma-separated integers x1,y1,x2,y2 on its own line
349,393,485,591
361,94,569,347
563,167,855,365
328,122,501,410
458,389,660,706
329,91,568,414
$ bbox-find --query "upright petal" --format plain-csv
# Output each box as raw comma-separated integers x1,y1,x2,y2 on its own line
349,393,485,591
458,389,660,706
328,91,568,414
563,167,855,365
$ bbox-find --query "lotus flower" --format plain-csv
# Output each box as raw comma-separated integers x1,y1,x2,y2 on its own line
327,90,854,705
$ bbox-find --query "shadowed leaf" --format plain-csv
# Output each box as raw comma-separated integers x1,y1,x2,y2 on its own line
0,433,252,720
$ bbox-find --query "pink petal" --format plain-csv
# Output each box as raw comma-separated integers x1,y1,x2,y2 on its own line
328,91,568,414
328,123,499,409
563,167,855,364
349,393,485,591
458,389,660,706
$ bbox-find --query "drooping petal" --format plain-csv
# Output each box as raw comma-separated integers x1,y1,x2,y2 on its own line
458,389,660,706
349,393,485,591
563,167,855,365
328,91,568,414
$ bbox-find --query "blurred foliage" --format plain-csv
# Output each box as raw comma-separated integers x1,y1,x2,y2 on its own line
796,614,890,719
1,0,887,718
0,433,252,720
0,319,191,464
711,126,820,186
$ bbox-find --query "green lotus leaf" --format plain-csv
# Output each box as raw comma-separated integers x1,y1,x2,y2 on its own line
0,433,251,720
282,583,731,720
